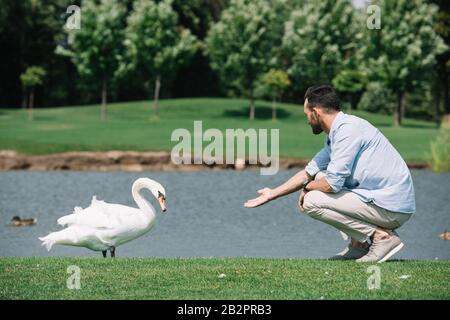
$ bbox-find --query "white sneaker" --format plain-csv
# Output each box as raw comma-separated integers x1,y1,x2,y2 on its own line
328,243,370,260
356,234,404,263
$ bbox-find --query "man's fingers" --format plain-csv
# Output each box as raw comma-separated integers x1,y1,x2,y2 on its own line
244,195,269,208
297,200,304,212
244,200,262,208
298,192,305,212
245,197,260,203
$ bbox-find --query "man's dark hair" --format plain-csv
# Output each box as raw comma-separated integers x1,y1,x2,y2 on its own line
304,85,340,113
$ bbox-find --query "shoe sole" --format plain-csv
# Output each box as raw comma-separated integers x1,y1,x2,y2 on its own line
377,242,404,263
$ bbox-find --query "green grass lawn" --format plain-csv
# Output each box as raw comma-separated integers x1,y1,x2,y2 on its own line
0,98,439,162
0,257,449,299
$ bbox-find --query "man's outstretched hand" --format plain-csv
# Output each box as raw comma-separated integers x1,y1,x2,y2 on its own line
244,188,275,208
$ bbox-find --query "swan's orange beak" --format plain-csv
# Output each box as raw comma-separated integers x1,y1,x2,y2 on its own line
158,196,167,212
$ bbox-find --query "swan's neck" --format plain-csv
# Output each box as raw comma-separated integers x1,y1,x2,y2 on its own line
131,180,157,220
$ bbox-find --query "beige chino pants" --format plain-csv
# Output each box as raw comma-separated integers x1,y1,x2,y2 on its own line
302,172,411,243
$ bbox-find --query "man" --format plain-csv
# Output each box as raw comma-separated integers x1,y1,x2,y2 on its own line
244,85,415,263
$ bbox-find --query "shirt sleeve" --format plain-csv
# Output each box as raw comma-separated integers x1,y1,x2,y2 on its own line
326,124,362,193
305,145,330,177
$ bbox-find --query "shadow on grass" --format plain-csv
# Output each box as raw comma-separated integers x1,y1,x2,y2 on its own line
375,123,437,129
400,123,439,129
313,258,423,263
223,106,291,120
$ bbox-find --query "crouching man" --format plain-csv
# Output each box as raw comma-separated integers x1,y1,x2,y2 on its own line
244,85,415,263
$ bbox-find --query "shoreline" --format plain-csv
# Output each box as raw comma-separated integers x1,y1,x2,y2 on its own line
0,150,429,172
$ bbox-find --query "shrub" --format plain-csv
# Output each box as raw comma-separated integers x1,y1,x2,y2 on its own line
357,82,394,115
429,128,450,172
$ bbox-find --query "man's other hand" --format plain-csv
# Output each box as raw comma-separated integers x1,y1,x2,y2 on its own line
298,190,307,212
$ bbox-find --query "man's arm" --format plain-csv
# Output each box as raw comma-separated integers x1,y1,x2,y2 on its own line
244,144,331,208
299,124,362,211
244,169,312,208
303,177,333,193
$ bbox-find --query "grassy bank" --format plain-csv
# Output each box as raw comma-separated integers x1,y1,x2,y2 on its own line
0,257,449,299
0,98,439,162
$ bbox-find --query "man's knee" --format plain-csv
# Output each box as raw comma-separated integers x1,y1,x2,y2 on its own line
302,190,324,214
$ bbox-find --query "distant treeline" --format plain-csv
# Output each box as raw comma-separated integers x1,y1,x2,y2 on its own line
1,0,449,124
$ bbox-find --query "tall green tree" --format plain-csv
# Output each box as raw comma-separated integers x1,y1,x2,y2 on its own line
283,0,361,94
206,0,288,120
257,69,291,121
60,0,126,121
121,0,198,119
332,69,367,113
430,0,450,120
0,0,77,108
360,0,447,126
20,66,46,120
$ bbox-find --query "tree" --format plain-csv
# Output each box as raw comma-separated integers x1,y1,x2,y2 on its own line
206,0,288,120
59,0,127,121
121,0,198,119
332,69,367,113
360,0,447,126
257,69,291,121
357,82,394,115
20,66,46,120
283,0,361,94
0,0,77,108
430,0,450,121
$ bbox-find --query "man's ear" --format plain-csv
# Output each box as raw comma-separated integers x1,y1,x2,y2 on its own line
314,106,325,118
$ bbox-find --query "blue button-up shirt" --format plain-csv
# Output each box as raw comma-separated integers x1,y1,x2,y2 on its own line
305,112,416,214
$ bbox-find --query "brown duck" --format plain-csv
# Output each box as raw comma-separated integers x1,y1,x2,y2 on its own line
11,216,37,226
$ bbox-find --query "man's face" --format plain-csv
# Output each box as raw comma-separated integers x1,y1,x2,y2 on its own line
304,99,323,135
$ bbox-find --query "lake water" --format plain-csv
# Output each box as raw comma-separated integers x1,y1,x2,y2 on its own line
0,170,449,260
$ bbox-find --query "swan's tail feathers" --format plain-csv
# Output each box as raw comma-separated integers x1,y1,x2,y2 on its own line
57,206,83,226
38,228,82,251
38,235,55,251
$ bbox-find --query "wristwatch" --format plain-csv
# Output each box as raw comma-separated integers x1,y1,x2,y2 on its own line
304,182,312,192
301,180,311,191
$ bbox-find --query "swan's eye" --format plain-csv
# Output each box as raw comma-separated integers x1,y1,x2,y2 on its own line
157,191,165,200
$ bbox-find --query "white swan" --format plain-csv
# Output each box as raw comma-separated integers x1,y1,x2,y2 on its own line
38,177,166,257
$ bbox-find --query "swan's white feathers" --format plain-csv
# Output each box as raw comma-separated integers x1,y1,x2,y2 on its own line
57,197,142,230
39,179,163,253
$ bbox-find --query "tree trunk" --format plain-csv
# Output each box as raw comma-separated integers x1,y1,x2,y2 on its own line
401,93,406,120
22,88,28,109
249,97,255,120
394,91,404,127
272,96,277,121
28,88,34,121
101,81,107,121
248,87,255,120
153,75,161,119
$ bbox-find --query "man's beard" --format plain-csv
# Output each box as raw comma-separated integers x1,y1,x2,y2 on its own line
310,122,323,135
